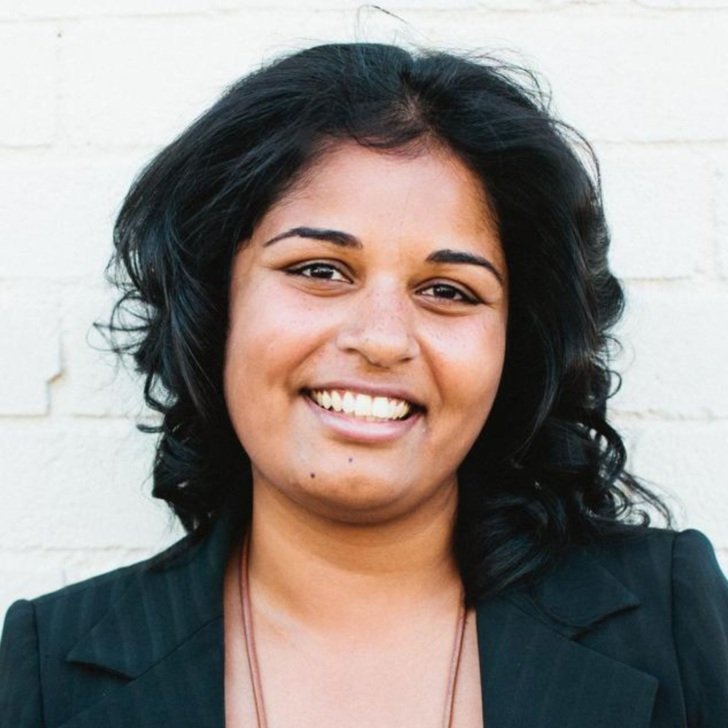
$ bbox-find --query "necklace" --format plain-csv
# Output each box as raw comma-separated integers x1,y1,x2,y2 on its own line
238,534,467,728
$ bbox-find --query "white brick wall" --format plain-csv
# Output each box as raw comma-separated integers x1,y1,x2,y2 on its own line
2,1,727,621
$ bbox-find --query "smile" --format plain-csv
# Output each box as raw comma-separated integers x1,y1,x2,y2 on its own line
307,389,414,421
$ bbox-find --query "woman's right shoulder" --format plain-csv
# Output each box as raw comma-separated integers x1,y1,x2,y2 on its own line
1,529,199,645
0,557,152,727
0,529,204,724
15,556,154,615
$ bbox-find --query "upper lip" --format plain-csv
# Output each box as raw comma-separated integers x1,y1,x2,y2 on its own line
304,381,425,409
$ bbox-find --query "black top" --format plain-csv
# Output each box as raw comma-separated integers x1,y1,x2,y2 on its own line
1,505,727,727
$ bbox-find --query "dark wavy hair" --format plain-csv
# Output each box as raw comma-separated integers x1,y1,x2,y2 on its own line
107,42,671,603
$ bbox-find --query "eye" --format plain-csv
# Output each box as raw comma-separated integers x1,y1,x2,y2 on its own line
418,282,480,305
285,262,349,282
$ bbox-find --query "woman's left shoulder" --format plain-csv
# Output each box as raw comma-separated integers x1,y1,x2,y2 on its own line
587,526,728,724
487,528,728,725
588,525,727,592
578,526,727,612
665,527,728,582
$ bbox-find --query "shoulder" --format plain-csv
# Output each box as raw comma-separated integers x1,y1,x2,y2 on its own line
0,598,44,725
520,525,728,652
40,530,197,603
1,503,242,658
1,530,199,660
568,526,728,621
35,529,199,604
662,530,728,724
0,524,227,726
586,526,726,600
0,515,239,727
579,527,728,723
1,502,240,666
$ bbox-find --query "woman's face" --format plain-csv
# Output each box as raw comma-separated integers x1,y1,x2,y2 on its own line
224,142,508,524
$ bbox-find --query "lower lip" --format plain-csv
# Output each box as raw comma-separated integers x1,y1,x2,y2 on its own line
303,395,422,444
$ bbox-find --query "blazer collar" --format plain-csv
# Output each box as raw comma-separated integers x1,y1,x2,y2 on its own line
513,544,641,636
63,512,657,728
476,545,658,728
61,504,243,728
66,503,243,679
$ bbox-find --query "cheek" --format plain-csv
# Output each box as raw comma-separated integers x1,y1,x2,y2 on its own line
224,319,296,467
434,317,507,422
222,285,335,433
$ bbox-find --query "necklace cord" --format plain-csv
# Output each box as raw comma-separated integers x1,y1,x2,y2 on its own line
444,594,467,728
239,533,466,728
240,534,269,728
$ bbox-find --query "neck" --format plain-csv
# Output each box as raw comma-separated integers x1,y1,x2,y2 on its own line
245,477,462,637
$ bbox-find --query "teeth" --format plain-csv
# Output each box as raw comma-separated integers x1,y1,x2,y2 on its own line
394,400,408,419
371,396,389,418
342,391,356,415
309,390,413,421
354,394,371,417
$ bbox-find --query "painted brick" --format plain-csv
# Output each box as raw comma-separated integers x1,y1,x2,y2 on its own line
2,1,728,610
0,155,141,280
718,550,728,578
0,0,211,19
214,0,568,9
51,285,150,417
0,284,61,415
0,419,173,550
58,9,617,150
638,0,728,8
598,144,712,280
0,559,65,630
60,18,270,148
616,418,728,553
61,11,728,148
0,547,170,628
0,26,57,147
611,284,728,417
425,11,728,142
715,151,728,279
57,546,166,587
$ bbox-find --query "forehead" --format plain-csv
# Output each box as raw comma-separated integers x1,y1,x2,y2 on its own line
255,141,502,261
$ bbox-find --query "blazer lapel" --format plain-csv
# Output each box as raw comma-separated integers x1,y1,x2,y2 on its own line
59,619,224,728
476,548,658,728
56,505,658,728
59,504,244,728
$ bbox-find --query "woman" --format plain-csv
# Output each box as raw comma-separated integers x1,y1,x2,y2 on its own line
1,42,727,727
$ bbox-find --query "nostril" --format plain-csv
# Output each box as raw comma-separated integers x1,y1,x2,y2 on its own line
335,326,420,367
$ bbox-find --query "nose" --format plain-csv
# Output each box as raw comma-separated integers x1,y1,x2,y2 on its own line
336,280,420,368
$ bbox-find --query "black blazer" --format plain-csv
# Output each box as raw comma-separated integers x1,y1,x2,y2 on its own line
2,505,728,727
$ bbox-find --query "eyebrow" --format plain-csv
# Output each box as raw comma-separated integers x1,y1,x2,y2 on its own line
425,249,504,287
263,226,361,249
262,226,504,286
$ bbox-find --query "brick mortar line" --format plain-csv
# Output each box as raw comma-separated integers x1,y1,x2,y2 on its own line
1,4,728,28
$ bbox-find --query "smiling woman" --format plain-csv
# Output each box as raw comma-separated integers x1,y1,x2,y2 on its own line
225,144,507,529
1,42,727,728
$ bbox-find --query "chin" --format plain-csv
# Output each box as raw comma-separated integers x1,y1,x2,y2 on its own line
282,471,421,524
284,463,459,527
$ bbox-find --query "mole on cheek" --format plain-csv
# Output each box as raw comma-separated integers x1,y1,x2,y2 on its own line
348,457,353,464
309,472,316,479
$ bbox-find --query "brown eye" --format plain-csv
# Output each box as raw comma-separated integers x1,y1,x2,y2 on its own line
419,283,479,304
286,262,349,281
